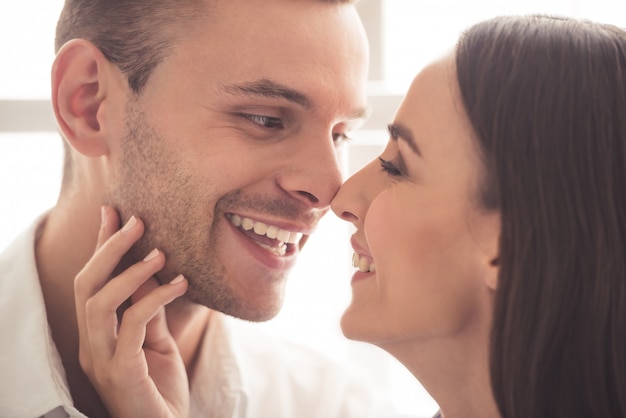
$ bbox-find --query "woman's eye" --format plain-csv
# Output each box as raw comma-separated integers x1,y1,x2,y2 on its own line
379,157,402,176
240,114,284,129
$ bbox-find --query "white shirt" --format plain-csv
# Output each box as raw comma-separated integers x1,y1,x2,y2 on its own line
0,219,392,418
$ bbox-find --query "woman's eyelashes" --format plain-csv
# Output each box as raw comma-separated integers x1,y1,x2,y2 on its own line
379,157,403,176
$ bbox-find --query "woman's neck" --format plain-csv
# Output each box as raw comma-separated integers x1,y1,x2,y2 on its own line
380,321,500,418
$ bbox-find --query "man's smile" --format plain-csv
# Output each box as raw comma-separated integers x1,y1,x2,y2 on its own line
227,213,305,257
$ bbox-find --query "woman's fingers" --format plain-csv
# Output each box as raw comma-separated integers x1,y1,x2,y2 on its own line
79,212,145,299
75,208,165,368
81,248,168,359
95,206,121,250
74,209,143,361
116,275,187,359
75,210,145,341
143,275,187,350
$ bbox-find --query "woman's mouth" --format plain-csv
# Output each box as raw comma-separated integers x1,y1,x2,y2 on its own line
352,252,376,273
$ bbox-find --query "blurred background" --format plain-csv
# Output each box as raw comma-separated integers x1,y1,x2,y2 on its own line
1,1,624,416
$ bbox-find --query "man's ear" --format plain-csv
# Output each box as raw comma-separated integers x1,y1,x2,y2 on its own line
51,39,124,158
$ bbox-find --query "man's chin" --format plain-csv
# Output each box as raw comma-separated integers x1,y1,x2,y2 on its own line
183,288,285,322
223,297,284,322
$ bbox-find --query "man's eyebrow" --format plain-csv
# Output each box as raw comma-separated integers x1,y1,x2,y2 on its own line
221,79,312,109
387,122,422,156
221,78,369,122
347,106,371,122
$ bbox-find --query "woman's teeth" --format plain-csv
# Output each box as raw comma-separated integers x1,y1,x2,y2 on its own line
352,253,375,273
229,214,302,256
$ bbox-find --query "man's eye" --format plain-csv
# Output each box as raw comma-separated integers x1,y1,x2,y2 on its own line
240,114,284,129
332,132,352,145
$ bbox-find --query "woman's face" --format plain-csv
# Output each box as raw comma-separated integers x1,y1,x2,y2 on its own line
331,55,500,347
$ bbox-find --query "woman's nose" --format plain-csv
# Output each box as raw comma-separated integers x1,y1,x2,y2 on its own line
331,158,386,226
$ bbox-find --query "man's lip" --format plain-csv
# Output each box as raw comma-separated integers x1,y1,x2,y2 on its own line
225,213,318,256
226,219,299,270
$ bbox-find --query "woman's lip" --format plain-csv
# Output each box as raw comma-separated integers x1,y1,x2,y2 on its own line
350,235,371,257
351,270,375,284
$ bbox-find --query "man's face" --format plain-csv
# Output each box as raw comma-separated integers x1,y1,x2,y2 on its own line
108,0,369,321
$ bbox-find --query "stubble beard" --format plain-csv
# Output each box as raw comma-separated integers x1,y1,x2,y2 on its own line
107,99,285,321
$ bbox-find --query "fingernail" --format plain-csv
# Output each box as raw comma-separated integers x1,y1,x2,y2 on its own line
143,248,159,262
100,206,107,228
122,216,137,233
170,274,185,285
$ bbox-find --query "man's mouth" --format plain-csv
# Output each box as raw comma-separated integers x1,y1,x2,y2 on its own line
227,214,304,257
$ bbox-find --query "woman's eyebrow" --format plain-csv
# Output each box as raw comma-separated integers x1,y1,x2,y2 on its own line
388,122,422,156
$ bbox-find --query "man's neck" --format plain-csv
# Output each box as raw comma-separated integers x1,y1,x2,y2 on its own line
166,299,213,376
36,205,109,416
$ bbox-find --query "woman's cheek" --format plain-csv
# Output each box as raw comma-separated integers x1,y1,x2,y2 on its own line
365,189,407,263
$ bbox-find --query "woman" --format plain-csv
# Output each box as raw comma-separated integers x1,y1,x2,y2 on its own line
332,14,626,418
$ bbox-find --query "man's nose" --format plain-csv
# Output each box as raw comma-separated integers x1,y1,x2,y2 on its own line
276,136,343,209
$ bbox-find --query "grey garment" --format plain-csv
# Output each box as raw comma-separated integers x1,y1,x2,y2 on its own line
432,412,442,418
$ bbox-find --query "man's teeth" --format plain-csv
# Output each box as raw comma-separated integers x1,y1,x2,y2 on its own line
352,253,376,273
258,242,287,257
229,214,302,244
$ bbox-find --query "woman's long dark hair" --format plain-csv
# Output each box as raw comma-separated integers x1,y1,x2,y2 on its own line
455,15,626,417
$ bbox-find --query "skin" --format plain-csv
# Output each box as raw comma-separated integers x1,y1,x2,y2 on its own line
36,0,369,416
331,54,501,418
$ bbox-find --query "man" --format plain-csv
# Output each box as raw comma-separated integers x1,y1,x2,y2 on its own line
0,0,387,416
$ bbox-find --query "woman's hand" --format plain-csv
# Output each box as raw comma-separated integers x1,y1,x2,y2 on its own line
74,206,190,418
